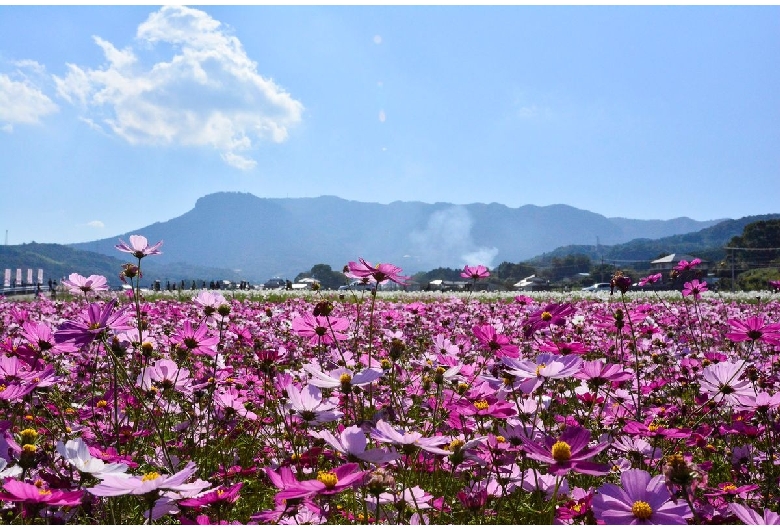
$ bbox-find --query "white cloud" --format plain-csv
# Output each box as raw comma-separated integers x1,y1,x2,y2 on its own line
53,5,304,170
85,220,105,228
0,73,58,125
409,206,499,269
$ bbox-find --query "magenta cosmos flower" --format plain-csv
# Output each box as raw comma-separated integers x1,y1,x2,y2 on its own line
472,324,519,359
115,234,163,258
178,483,243,509
61,273,109,297
682,279,708,298
274,463,366,501
674,258,702,271
520,425,609,476
292,314,349,346
346,258,409,285
726,316,780,346
0,479,83,507
524,302,575,338
54,299,133,348
461,265,490,280
592,469,692,524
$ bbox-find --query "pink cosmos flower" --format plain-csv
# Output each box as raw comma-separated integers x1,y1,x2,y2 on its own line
346,258,409,285
312,425,400,464
292,314,349,346
170,321,220,357
520,425,609,476
0,479,84,507
726,316,780,346
115,235,163,259
61,273,110,297
504,353,583,393
729,503,780,525
682,279,708,298
638,273,663,286
88,461,209,497
285,384,343,424
136,358,192,394
274,463,366,501
699,360,755,406
303,364,383,390
371,419,452,456
461,265,490,280
215,387,258,421
575,359,633,387
592,469,692,524
192,291,228,316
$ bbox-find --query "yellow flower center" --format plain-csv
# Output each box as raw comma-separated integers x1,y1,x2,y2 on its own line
142,472,161,482
723,484,738,493
96,400,108,408
536,363,547,376
448,439,465,452
20,428,38,438
22,444,37,453
541,311,553,322
632,500,653,520
317,471,338,489
495,435,506,443
38,489,52,496
551,441,572,462
339,373,352,384
473,399,490,410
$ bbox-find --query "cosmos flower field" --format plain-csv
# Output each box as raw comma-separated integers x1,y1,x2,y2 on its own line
1,236,780,525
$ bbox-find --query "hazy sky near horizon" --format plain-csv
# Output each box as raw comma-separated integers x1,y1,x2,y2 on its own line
1,5,778,245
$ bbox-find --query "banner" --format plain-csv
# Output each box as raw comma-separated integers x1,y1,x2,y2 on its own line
3,269,9,287
38,269,43,284
16,269,21,286
27,269,33,285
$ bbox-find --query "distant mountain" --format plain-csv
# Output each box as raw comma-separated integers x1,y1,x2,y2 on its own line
530,214,780,265
0,242,242,288
68,192,723,282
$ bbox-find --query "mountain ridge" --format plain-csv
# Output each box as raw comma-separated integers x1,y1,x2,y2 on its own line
68,192,724,281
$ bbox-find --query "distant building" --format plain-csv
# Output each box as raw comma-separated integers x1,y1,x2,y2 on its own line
650,254,709,272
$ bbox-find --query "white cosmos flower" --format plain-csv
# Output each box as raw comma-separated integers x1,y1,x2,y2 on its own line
0,456,22,479
57,437,129,477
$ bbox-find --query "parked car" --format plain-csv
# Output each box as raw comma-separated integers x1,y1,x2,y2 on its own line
263,278,287,290
338,281,374,291
581,282,611,292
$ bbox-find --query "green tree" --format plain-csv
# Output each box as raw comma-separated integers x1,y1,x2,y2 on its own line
295,264,346,290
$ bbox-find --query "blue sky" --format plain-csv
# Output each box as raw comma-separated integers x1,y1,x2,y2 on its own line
1,5,778,245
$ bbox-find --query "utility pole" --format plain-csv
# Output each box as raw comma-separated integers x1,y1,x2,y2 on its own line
731,247,736,292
